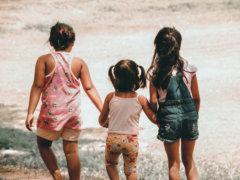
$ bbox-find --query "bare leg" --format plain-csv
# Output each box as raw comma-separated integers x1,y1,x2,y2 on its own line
181,140,198,180
106,165,120,180
126,173,138,180
164,141,181,180
63,140,81,180
37,136,63,180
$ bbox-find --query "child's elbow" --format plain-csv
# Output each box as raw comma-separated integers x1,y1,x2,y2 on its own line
83,84,95,93
33,82,44,90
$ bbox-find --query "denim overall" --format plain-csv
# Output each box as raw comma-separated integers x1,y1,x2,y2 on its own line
157,70,199,143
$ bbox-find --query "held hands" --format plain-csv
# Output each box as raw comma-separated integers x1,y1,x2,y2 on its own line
155,119,160,128
102,118,109,128
103,122,109,128
25,113,34,131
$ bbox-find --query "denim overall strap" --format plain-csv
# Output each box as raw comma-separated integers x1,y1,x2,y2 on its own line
157,70,198,143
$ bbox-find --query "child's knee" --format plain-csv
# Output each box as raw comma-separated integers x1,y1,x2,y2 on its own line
124,165,137,177
63,140,78,155
124,170,138,179
105,160,118,167
182,155,193,166
169,161,180,172
37,136,52,148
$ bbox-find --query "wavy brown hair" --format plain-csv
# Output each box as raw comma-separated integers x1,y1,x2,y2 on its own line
148,27,185,90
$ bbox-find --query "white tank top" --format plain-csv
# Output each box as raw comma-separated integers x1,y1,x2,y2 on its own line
108,93,142,135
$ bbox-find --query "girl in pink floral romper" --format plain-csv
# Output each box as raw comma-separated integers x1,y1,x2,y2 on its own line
25,22,102,180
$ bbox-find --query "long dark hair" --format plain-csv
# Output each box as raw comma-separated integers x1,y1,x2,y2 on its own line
148,27,184,89
108,59,146,92
49,22,75,51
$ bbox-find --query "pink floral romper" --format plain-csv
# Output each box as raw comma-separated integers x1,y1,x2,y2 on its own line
37,52,82,131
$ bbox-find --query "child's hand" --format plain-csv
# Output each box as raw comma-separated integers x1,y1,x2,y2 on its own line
25,113,34,131
103,122,109,128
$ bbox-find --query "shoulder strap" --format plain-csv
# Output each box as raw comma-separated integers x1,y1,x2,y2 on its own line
57,52,69,65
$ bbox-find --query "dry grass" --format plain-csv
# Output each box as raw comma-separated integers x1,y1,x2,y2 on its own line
0,125,240,179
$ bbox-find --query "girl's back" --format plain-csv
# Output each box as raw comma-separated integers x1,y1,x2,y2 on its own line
108,92,142,135
99,59,156,180
148,27,200,179
25,22,103,180
43,52,82,79
38,52,82,131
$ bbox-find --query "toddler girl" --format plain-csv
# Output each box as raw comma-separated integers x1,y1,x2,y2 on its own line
99,59,157,180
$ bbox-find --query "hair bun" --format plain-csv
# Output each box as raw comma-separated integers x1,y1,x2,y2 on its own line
49,22,75,51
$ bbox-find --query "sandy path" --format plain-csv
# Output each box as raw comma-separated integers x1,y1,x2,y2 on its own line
0,0,240,178
0,165,51,180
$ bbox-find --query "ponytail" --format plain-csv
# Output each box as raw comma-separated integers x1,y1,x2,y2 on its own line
138,65,147,89
108,65,118,90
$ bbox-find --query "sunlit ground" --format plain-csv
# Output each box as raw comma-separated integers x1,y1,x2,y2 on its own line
0,0,240,179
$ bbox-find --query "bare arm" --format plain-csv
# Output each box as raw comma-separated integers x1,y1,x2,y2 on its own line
25,57,45,131
98,93,113,127
80,60,103,112
149,78,158,112
138,95,157,125
191,75,200,113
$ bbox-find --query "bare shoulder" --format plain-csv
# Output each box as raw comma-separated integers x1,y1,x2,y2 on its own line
34,54,47,67
37,53,52,63
72,57,86,67
38,53,52,60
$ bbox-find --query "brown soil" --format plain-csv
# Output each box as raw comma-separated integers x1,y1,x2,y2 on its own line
0,165,51,180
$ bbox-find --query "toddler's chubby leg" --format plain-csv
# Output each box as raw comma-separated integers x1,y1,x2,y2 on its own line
122,135,139,180
37,136,63,180
106,165,120,180
105,134,121,180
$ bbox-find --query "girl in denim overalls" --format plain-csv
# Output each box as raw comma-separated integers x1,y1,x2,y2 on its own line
148,27,200,180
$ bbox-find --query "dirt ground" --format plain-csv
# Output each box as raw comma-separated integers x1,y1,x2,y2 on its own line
0,165,51,180
0,0,240,179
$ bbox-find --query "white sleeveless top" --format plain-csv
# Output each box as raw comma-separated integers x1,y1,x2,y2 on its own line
108,93,142,135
